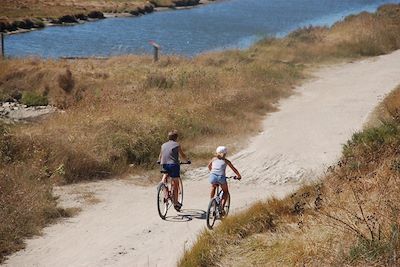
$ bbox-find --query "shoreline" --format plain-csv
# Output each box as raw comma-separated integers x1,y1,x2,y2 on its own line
1,0,216,36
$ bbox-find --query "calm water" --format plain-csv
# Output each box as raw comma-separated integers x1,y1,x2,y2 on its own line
5,0,400,58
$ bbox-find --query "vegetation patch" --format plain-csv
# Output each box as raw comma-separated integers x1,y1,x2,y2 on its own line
21,91,49,106
180,85,400,266
2,3,400,263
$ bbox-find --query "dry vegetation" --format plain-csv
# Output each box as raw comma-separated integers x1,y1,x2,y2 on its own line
0,0,201,23
180,44,400,267
2,3,400,263
0,0,146,20
180,86,400,266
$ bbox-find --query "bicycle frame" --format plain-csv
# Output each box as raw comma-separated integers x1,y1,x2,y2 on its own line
206,176,236,229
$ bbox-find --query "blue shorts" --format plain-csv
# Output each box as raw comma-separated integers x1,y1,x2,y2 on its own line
161,164,180,178
209,173,227,185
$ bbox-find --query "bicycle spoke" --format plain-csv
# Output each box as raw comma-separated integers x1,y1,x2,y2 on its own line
206,199,218,229
157,183,169,220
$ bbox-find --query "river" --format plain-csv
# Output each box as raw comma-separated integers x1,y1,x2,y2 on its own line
5,0,400,58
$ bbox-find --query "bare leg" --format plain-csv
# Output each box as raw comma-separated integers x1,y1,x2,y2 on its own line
161,174,168,183
171,178,179,205
162,175,169,199
220,183,229,210
210,184,218,199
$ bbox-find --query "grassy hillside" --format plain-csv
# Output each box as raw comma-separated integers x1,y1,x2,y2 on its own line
179,65,400,265
1,3,400,263
0,0,201,24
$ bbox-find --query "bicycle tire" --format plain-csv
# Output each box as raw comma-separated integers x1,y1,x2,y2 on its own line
157,183,169,220
224,193,231,217
206,198,218,229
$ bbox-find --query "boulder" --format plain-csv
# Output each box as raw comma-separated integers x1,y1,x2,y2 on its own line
22,19,35,29
0,21,11,32
75,13,88,20
149,0,175,8
31,18,45,28
87,11,105,19
58,15,78,23
12,20,27,29
137,6,146,14
173,0,200,7
129,9,140,16
48,18,61,24
144,3,155,13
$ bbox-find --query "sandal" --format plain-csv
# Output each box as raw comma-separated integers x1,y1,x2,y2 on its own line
174,203,182,212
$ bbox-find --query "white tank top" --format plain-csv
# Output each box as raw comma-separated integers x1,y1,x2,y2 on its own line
211,158,227,176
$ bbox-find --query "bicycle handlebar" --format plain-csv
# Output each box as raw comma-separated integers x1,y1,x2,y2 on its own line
157,161,191,165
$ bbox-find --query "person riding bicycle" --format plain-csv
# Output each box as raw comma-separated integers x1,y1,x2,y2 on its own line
207,146,241,215
158,130,190,211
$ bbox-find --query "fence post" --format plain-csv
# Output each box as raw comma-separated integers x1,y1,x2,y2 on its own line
149,41,160,62
1,33,4,59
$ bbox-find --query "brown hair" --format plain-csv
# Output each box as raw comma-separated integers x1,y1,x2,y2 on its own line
168,130,178,141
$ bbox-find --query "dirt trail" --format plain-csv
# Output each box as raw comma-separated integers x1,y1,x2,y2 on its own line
4,50,400,267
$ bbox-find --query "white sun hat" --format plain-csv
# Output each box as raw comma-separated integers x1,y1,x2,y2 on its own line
216,146,228,154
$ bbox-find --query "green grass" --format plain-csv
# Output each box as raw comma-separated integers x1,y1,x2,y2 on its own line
21,91,48,106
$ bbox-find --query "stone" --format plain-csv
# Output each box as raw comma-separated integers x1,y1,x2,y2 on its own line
87,11,105,19
58,15,78,24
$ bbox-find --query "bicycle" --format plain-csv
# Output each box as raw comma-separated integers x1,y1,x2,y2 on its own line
206,176,238,229
157,162,190,220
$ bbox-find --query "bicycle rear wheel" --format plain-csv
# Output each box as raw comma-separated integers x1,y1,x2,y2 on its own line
206,199,218,230
157,183,169,220
224,193,231,217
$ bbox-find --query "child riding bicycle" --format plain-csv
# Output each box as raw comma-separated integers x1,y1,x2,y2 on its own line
158,130,190,211
207,146,241,215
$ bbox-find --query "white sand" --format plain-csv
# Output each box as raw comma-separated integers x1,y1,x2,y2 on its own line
4,50,400,267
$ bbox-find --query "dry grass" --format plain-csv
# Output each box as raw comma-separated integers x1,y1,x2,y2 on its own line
180,85,400,266
2,3,400,263
0,0,147,20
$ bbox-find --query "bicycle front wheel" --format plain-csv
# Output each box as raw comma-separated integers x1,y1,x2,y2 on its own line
206,199,218,230
157,183,169,220
177,177,184,206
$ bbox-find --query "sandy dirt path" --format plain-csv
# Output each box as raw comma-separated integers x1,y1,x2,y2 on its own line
4,50,400,267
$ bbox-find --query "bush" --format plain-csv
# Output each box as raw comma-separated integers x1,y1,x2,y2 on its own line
57,69,75,93
144,72,174,89
21,91,48,106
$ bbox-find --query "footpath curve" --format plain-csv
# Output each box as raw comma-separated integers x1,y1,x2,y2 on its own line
4,50,400,267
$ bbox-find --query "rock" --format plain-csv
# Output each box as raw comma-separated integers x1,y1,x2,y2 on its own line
87,11,105,19
137,7,146,15
12,20,27,29
0,21,9,32
23,19,35,29
173,0,200,7
75,13,88,20
0,102,57,121
144,3,155,13
48,18,61,25
149,0,175,8
129,9,140,16
58,15,78,24
31,18,45,28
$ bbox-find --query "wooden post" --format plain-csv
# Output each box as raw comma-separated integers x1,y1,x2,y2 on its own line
1,33,4,59
149,41,160,62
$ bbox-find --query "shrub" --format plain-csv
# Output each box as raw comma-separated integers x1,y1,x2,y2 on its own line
144,72,174,89
21,91,48,106
57,69,75,93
